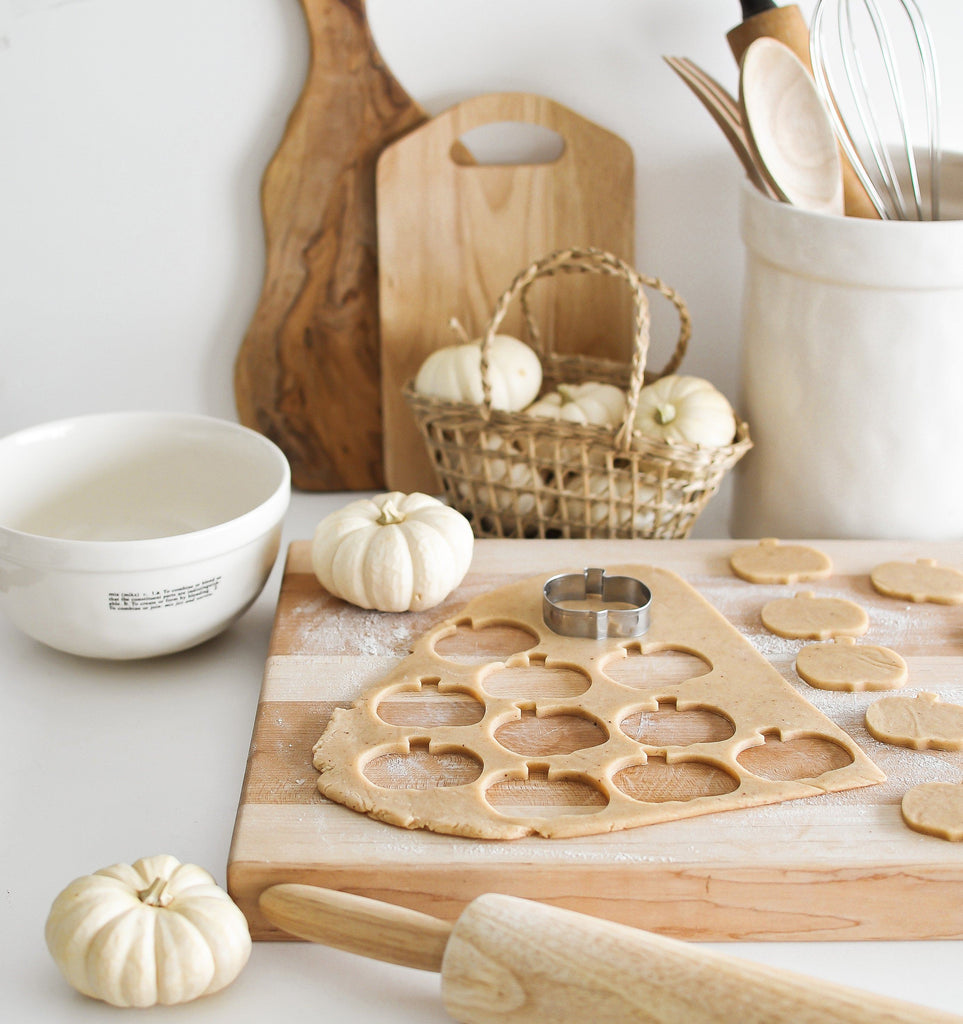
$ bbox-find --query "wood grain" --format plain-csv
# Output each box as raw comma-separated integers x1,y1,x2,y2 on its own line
261,886,962,1024
234,0,425,490
376,93,636,493
228,538,963,941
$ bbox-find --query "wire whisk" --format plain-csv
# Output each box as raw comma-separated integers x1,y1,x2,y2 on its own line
810,0,942,220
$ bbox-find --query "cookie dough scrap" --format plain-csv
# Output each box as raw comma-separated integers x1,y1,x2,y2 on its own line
865,692,963,751
730,538,833,584
796,637,907,692
761,591,869,641
312,565,883,840
870,558,963,605
901,783,963,842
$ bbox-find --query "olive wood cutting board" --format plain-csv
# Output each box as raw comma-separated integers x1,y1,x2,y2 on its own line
228,538,963,942
376,93,636,493
234,0,425,491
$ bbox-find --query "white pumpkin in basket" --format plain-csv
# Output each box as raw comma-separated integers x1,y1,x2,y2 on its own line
456,434,547,516
312,492,473,612
524,381,626,428
45,855,251,1008
560,472,686,536
633,375,737,447
414,334,542,411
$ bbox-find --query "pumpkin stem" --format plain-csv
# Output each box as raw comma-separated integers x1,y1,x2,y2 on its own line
556,383,577,405
655,402,677,426
448,317,472,345
376,500,407,526
138,877,174,908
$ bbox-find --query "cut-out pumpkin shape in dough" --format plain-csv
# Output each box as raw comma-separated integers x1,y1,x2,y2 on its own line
313,565,883,839
730,538,832,584
865,692,963,751
901,782,963,842
761,591,868,640
795,637,907,692
870,558,963,605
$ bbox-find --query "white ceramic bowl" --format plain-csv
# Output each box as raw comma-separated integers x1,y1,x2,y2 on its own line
0,412,290,659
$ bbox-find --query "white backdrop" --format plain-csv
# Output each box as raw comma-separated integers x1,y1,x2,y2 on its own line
2,0,962,534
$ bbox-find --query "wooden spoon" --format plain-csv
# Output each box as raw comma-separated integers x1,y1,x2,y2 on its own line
739,36,844,214
664,56,778,198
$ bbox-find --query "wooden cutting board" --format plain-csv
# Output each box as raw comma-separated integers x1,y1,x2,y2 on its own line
234,0,425,491
376,93,636,493
228,538,963,941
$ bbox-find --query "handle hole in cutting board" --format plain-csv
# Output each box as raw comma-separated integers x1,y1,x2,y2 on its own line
450,122,566,166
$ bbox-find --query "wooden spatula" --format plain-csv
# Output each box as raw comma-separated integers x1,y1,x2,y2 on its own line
234,0,426,491
260,884,961,1023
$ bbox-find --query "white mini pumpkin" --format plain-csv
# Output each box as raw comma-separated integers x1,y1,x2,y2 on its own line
455,434,548,516
414,334,542,411
312,492,474,612
633,375,737,447
45,855,251,1008
524,381,626,428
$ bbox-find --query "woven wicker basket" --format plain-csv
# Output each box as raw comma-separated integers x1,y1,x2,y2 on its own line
404,247,752,539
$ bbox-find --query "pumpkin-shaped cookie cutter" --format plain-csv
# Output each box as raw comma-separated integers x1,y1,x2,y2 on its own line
542,567,651,639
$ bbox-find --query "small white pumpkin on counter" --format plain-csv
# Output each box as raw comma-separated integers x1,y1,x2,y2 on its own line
414,331,542,411
312,491,474,612
524,381,626,427
44,854,251,1008
633,374,737,447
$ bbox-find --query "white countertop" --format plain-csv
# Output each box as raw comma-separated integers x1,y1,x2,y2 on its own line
2,491,961,1022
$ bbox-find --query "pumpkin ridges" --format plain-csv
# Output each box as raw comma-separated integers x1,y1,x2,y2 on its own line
152,903,217,1005
45,857,251,1007
311,492,474,613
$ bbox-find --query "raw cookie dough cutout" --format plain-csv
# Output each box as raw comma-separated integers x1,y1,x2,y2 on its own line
870,559,963,605
730,538,832,584
796,637,907,692
312,565,883,840
865,692,963,751
761,591,869,641
901,783,963,842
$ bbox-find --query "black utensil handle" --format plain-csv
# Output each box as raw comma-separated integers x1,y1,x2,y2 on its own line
740,0,777,19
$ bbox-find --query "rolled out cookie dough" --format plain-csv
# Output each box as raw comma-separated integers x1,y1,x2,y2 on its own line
761,591,869,641
865,692,963,751
870,559,963,605
730,538,832,584
796,637,907,692
901,783,963,842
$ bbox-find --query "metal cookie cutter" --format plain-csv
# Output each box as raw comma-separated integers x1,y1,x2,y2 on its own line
542,567,652,639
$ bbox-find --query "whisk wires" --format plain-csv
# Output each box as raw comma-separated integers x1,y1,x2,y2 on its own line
811,0,942,220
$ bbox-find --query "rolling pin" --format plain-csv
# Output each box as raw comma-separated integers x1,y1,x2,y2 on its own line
260,884,962,1024
726,0,879,218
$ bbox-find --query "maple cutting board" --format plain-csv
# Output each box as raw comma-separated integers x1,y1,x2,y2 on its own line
228,538,963,942
234,0,425,491
376,93,636,493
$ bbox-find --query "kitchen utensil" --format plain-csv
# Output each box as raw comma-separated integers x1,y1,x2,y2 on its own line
541,567,651,638
259,883,962,1024
727,0,880,217
0,412,290,659
810,0,942,220
233,0,426,491
228,537,963,942
739,38,845,214
376,93,635,493
663,56,779,197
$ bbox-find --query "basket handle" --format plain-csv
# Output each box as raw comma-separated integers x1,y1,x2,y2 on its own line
478,247,691,449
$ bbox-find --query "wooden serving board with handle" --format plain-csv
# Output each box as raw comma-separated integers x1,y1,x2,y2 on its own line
234,0,425,491
376,93,636,493
228,538,963,942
